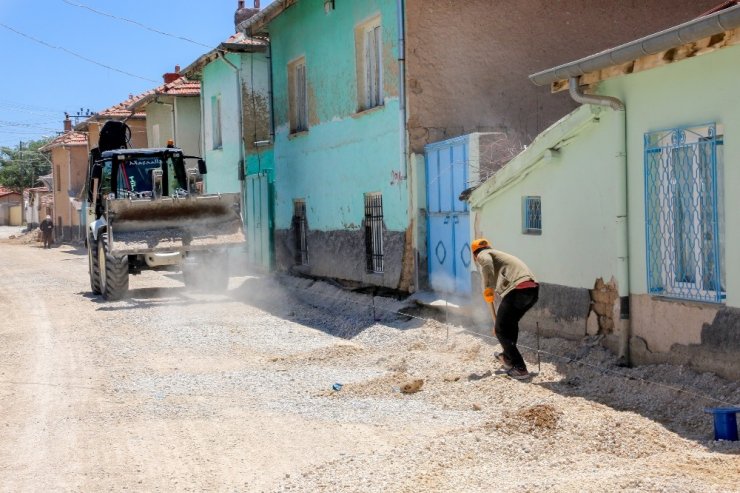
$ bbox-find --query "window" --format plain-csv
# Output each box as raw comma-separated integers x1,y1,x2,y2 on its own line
292,199,309,265
364,192,384,273
288,58,308,133
645,124,725,303
522,196,541,235
356,17,383,111
55,166,61,191
211,95,222,149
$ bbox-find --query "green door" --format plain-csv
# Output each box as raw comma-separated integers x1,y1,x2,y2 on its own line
246,173,273,270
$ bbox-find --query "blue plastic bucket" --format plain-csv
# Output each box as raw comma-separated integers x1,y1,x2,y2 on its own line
704,407,740,441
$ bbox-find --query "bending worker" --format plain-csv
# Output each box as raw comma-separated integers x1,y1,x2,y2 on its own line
472,238,539,380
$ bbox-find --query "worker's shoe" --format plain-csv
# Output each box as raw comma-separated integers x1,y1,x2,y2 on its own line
507,367,531,380
495,352,513,370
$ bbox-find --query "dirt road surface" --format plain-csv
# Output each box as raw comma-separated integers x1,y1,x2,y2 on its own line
1,239,738,492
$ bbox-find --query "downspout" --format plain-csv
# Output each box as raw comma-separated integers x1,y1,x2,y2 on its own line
396,0,418,293
198,82,206,163
569,77,631,365
267,41,276,144
397,0,407,179
218,51,247,222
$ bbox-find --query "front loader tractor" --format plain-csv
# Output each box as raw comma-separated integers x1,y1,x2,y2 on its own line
85,121,245,301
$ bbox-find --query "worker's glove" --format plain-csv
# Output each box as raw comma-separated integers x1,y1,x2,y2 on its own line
483,287,495,304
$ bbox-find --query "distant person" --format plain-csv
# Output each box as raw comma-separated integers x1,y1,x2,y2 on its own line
40,215,54,249
472,238,539,380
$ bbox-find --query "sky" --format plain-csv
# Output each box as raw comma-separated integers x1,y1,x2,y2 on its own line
0,0,273,147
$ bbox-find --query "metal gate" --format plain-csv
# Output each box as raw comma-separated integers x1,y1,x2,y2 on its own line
425,137,471,294
246,173,272,270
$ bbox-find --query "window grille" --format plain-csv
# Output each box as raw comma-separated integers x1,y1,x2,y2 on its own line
644,124,725,303
292,199,308,266
522,196,541,235
364,193,384,273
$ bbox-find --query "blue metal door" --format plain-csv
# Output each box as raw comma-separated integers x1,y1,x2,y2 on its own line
425,137,471,295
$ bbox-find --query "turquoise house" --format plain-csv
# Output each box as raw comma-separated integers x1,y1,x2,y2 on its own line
470,4,740,379
241,0,411,290
183,31,275,270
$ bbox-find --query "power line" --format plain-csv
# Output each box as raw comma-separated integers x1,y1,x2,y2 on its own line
60,0,212,49
0,22,158,83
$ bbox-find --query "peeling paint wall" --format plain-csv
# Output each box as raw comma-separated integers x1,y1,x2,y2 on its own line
404,0,720,155
269,0,409,288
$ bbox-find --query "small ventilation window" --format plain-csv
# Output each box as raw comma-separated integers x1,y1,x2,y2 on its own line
522,196,541,235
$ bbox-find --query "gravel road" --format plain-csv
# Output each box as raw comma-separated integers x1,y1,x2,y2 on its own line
0,238,738,492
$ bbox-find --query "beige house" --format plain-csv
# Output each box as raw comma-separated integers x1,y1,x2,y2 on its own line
76,92,150,152
39,118,89,241
129,66,202,158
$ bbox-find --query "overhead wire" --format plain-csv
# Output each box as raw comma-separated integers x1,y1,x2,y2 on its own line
60,0,213,49
0,22,158,83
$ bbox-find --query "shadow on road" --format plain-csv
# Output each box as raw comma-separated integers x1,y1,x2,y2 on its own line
229,275,422,340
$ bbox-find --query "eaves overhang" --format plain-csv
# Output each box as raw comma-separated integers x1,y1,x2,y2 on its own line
529,4,740,88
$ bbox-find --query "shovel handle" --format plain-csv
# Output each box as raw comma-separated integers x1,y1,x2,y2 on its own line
488,301,497,336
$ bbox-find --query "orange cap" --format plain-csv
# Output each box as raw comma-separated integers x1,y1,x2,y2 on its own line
471,238,491,256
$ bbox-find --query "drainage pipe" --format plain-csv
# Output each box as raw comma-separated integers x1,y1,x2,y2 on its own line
568,77,631,365
396,0,407,180
218,52,247,222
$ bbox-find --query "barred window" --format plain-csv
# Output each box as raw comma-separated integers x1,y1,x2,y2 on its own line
292,199,308,266
645,124,725,303
522,196,541,235
364,192,383,273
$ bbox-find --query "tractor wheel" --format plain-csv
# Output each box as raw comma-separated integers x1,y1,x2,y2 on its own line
98,233,129,301
88,233,101,295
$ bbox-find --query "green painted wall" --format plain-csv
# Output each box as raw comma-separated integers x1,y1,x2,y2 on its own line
600,44,740,307
202,52,244,194
269,0,405,232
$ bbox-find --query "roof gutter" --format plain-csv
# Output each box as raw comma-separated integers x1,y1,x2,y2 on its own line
530,4,740,86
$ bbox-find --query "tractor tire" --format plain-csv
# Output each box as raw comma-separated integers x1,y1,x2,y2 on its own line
88,233,101,295
98,233,129,301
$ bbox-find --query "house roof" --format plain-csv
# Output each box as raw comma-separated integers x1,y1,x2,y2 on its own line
25,186,51,193
0,188,22,198
530,3,740,88
129,77,201,111
38,131,88,152
181,32,267,77
74,91,151,131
